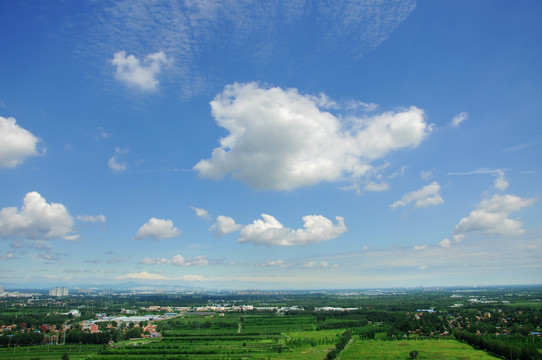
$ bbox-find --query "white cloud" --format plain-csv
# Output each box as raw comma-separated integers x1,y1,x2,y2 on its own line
141,254,208,266
304,260,330,268
493,170,509,191
454,194,536,237
0,192,77,240
238,214,347,246
420,170,433,181
108,147,128,172
1,253,15,260
191,206,211,220
141,257,170,265
390,182,444,209
364,182,389,192
195,83,431,191
77,214,106,223
259,259,290,268
95,1,415,97
439,238,451,248
171,254,208,266
117,271,166,280
449,168,508,191
210,215,243,237
180,274,206,281
111,51,171,91
134,218,181,240
0,116,42,168
451,112,468,127
419,265,427,270
413,245,427,251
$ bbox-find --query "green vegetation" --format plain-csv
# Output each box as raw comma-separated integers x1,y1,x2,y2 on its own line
341,339,500,360
0,286,540,359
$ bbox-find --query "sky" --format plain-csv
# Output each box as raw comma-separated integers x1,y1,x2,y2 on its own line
0,0,541,290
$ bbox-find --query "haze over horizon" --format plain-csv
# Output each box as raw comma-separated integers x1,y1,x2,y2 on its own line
0,0,541,290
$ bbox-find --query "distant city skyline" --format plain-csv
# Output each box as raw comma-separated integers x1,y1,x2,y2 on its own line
0,0,541,289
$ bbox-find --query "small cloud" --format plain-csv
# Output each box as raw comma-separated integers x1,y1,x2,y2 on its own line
77,214,106,223
210,215,242,237
259,259,290,268
0,116,43,168
171,254,208,266
134,218,181,240
493,170,509,191
1,253,15,260
191,206,211,220
141,254,208,266
364,182,389,192
420,170,433,181
95,127,112,139
304,260,330,268
451,112,468,127
439,238,451,248
111,50,171,92
419,265,428,270
108,147,128,172
390,182,444,209
106,256,129,264
239,214,347,246
413,245,426,251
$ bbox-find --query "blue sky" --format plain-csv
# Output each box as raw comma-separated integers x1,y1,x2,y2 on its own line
0,0,541,290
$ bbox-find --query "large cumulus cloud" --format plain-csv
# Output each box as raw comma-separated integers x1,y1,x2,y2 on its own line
195,83,431,191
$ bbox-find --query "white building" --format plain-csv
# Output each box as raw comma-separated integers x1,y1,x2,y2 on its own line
49,287,68,296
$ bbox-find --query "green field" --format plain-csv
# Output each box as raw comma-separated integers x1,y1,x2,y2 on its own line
0,344,102,360
341,339,500,360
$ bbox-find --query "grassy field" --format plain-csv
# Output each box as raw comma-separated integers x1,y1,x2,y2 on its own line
341,339,501,360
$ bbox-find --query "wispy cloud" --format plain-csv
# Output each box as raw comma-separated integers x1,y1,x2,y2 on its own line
86,0,416,97
77,214,106,223
450,112,468,127
390,182,444,210
141,254,208,266
449,168,509,191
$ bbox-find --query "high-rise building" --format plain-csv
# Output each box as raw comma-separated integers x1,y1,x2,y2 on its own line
49,287,68,296
0,286,4,295
101,288,114,296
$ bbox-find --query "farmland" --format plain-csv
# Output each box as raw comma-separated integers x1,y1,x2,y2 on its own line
0,286,541,359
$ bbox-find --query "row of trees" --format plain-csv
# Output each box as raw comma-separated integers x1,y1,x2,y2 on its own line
453,329,542,360
325,329,352,360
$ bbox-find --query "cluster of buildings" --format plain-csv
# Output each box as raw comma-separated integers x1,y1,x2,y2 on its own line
49,287,69,297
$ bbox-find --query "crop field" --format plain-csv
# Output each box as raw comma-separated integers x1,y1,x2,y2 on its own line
90,313,336,359
341,339,500,360
0,344,102,359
